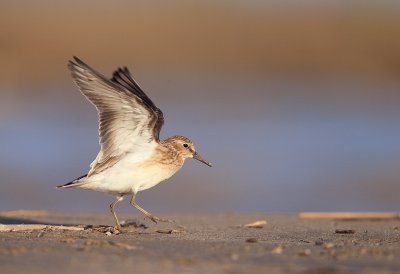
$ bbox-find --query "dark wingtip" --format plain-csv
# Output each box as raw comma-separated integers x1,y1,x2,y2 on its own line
57,174,87,188
72,56,83,64
111,68,122,83
68,56,83,70
56,183,71,188
70,56,89,68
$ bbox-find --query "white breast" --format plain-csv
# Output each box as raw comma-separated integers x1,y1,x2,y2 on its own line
80,153,183,195
132,164,181,192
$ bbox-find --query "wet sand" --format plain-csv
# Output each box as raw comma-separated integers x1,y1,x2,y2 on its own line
1,212,399,274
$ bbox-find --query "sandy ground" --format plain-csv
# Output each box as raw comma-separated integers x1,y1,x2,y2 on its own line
0,212,399,274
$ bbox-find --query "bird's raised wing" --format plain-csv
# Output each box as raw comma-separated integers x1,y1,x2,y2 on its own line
68,57,164,176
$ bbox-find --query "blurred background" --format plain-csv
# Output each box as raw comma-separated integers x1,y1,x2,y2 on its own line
1,0,400,214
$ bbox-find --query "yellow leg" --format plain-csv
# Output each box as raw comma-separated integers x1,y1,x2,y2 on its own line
110,196,124,230
130,194,174,224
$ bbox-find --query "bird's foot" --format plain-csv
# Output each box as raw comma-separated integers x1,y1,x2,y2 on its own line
112,225,123,234
145,214,175,224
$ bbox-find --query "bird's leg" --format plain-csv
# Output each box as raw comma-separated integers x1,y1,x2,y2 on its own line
130,194,174,224
110,196,124,231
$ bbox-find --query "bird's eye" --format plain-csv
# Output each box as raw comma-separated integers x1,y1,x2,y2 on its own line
183,143,189,148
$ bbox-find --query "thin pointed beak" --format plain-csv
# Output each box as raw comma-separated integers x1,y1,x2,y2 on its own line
193,152,212,167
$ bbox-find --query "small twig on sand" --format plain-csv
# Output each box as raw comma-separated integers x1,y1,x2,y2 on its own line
335,229,355,234
0,210,48,217
298,212,400,220
0,224,84,232
244,220,267,228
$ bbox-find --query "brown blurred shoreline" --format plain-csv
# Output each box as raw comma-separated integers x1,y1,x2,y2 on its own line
2,1,400,88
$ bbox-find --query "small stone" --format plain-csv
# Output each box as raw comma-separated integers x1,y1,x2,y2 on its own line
246,238,258,243
324,242,335,249
315,239,323,246
230,253,239,261
105,231,112,236
299,249,311,256
271,245,284,254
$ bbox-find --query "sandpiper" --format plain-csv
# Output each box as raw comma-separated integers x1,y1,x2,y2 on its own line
58,57,212,230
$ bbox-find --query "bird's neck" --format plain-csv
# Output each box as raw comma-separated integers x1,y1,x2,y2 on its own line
155,141,185,166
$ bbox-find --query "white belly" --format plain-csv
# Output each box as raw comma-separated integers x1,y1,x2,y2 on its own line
79,154,182,195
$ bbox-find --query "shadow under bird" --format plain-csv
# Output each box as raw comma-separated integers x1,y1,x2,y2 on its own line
58,57,212,230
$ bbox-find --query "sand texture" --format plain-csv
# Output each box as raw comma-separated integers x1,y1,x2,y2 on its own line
1,212,399,274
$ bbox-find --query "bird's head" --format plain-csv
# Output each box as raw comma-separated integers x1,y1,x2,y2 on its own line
166,135,212,167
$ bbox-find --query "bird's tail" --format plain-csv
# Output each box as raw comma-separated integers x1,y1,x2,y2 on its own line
57,174,88,188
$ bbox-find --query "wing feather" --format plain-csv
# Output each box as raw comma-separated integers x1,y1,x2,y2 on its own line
68,57,164,176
